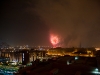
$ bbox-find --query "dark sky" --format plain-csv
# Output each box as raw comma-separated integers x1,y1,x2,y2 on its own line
0,0,100,47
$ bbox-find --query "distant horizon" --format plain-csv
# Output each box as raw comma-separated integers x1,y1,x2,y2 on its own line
0,42,99,49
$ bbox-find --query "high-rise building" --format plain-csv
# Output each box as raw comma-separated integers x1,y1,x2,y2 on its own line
21,50,29,65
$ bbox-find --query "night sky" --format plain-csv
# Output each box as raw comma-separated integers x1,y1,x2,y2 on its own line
0,0,100,47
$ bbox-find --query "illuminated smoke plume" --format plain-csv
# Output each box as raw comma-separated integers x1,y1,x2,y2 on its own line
50,34,59,47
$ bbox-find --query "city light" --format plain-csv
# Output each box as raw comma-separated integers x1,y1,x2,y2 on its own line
95,68,98,72
75,56,78,60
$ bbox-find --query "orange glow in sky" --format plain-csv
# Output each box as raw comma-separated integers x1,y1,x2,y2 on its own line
50,34,59,46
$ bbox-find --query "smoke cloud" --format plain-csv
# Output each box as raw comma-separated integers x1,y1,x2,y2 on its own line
1,0,100,47
30,0,100,47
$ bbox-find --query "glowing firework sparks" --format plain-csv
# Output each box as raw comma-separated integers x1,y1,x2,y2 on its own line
50,34,59,46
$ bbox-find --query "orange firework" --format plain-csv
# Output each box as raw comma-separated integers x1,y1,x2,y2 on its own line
50,34,59,46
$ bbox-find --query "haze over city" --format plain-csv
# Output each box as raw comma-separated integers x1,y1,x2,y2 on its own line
0,0,100,47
